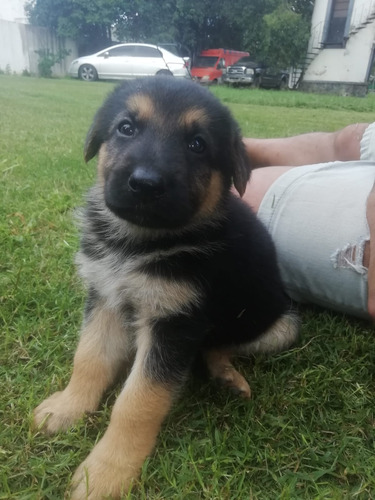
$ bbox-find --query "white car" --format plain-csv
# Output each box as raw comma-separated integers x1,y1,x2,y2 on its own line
69,43,191,81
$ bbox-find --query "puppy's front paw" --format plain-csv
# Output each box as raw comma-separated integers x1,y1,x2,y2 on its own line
33,391,86,434
69,439,138,500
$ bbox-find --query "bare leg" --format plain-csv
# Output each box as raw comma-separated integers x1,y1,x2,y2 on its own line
33,304,130,434
244,166,293,212
243,123,368,169
242,123,370,212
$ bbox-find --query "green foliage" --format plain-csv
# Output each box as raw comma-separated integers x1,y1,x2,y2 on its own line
26,0,123,53
35,48,71,77
263,4,311,68
26,0,314,66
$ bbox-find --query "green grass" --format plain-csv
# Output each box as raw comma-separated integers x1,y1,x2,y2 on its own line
1,75,375,499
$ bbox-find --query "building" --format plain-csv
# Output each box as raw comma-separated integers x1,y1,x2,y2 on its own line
301,0,375,96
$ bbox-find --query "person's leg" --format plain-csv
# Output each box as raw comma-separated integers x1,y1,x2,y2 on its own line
242,123,371,212
246,162,373,319
243,123,369,169
245,166,293,211
241,124,375,320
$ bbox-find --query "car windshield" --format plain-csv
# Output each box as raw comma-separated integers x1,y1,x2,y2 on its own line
194,56,218,68
235,57,253,64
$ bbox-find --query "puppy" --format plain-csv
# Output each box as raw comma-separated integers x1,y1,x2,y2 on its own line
33,76,298,499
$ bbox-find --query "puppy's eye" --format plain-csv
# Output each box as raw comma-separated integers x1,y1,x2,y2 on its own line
118,120,136,137
188,136,206,154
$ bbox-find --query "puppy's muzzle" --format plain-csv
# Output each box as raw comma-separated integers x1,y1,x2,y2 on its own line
128,167,165,199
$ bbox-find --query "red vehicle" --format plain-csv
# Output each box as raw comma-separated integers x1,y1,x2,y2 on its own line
191,48,249,84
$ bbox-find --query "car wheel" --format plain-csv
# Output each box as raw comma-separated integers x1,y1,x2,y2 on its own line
254,76,261,89
78,64,98,82
156,69,173,77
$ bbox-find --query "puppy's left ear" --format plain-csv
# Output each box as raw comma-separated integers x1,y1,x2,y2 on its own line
231,131,251,197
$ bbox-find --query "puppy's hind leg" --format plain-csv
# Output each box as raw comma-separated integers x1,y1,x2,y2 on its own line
33,301,131,434
206,313,299,399
205,349,251,398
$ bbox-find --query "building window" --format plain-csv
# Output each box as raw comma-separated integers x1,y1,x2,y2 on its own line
324,0,350,47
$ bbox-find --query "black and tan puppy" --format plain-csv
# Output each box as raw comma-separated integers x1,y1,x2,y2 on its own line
33,76,298,499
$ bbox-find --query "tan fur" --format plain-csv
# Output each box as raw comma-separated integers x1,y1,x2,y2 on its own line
195,171,224,219
124,269,202,318
70,329,174,500
33,305,129,434
96,143,110,185
178,107,209,129
206,349,251,398
126,94,155,123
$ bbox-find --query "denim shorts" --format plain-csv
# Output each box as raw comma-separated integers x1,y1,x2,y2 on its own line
257,123,375,319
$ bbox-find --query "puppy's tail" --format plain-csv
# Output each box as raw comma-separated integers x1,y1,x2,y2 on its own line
235,312,300,355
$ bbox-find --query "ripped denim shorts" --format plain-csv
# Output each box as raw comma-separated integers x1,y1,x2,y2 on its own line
257,123,375,319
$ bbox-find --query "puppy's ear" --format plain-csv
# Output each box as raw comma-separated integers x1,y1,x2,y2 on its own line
84,117,103,163
231,131,251,197
84,80,133,163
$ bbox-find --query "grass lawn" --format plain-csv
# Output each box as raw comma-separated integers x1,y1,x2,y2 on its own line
1,75,375,499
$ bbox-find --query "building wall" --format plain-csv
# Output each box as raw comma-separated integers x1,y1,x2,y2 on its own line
304,20,375,83
0,0,29,23
0,20,78,76
301,0,375,95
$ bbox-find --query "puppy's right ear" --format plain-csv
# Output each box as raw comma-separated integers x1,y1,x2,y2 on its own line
84,117,103,163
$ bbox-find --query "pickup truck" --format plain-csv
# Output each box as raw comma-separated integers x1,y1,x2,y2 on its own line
223,57,289,89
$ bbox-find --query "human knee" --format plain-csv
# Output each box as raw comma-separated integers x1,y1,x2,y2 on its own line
333,123,369,161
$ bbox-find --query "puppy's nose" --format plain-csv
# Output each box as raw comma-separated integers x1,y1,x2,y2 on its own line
128,167,165,197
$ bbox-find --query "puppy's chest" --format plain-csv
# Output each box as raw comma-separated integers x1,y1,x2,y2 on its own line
77,249,202,319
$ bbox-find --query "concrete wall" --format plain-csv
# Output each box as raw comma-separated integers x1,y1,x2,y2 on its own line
0,20,78,76
0,0,29,23
304,19,375,84
302,0,375,95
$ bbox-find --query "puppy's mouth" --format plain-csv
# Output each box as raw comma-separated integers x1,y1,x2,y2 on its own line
105,183,193,230
106,198,191,229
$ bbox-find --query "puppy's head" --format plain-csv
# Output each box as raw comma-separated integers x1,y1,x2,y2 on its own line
85,77,250,229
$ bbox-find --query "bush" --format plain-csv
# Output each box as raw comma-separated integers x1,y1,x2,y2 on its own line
35,48,70,78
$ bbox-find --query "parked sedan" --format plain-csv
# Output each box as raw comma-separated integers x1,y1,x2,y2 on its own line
69,43,191,81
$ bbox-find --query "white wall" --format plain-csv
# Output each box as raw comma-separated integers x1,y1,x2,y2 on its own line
350,0,375,28
0,0,29,23
304,0,375,84
304,20,375,83
0,19,78,75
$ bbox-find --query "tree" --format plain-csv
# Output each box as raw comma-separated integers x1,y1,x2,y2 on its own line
25,0,124,54
113,0,250,54
288,0,314,20
26,0,314,65
263,3,311,68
